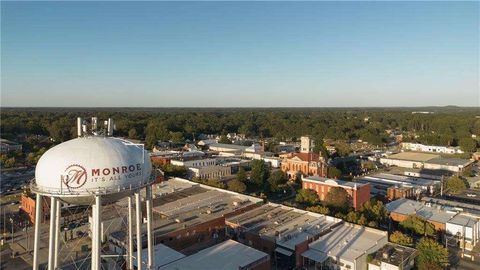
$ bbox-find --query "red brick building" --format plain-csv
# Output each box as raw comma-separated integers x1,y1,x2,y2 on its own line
387,186,415,201
302,176,371,210
281,136,328,179
281,152,328,179
20,193,50,224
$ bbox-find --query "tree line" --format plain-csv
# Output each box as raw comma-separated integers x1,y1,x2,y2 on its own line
2,108,479,151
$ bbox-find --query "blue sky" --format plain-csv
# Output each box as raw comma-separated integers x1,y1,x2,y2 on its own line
1,1,479,107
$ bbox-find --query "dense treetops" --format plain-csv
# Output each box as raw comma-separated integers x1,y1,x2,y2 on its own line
1,109,478,152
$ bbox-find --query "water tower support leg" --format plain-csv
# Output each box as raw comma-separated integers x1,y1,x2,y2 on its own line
128,196,134,270
146,186,154,269
54,199,61,268
47,197,57,270
91,204,97,269
93,195,102,270
33,194,43,270
135,192,142,270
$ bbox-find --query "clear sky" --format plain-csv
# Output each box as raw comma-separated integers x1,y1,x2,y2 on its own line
1,1,479,107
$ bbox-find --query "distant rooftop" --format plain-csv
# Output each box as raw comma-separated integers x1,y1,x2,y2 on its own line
160,240,269,270
386,198,456,224
303,176,369,189
385,152,472,167
208,143,249,151
388,152,439,162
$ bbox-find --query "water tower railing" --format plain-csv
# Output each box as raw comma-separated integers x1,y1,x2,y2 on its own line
29,173,155,196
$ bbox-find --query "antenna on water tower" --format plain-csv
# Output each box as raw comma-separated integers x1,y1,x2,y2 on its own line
107,118,114,136
77,117,83,137
91,117,98,135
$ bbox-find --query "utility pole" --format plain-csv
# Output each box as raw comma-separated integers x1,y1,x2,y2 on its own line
440,175,443,196
10,217,14,244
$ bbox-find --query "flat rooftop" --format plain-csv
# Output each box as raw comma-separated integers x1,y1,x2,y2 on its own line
421,197,480,216
303,176,369,188
356,173,438,188
386,198,456,224
226,203,341,250
385,152,472,167
152,181,260,237
388,152,439,162
209,143,249,151
308,223,387,262
135,244,186,268
160,240,269,270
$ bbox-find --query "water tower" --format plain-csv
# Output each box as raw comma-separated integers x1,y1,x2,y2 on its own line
31,117,155,270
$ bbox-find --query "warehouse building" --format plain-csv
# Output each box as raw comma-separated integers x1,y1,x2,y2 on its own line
379,152,473,173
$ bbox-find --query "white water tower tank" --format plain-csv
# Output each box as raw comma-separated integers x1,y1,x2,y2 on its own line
33,136,153,205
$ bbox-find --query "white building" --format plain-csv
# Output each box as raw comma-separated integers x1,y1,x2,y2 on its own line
379,152,473,173
189,165,231,180
170,158,217,168
401,142,464,154
302,223,388,270
445,213,480,251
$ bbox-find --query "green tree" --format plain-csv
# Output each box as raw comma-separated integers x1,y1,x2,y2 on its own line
416,237,449,270
458,138,477,152
48,118,74,142
207,178,226,189
267,170,287,192
327,166,342,179
389,231,413,247
169,132,184,144
159,164,188,178
295,189,319,206
360,200,389,227
228,179,247,193
400,215,435,236
250,160,269,190
306,205,330,215
236,167,247,182
325,187,350,210
443,176,467,194
128,128,137,139
3,157,16,168
357,214,367,226
335,142,351,157
346,211,359,223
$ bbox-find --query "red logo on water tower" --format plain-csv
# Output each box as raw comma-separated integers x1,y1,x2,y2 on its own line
62,164,88,189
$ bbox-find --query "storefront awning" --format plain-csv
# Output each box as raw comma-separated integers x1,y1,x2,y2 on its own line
302,249,328,263
275,247,294,257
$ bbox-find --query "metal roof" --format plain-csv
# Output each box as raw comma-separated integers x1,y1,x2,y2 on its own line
160,240,269,270
308,223,387,262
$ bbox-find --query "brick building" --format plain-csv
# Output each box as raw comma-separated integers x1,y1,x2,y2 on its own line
302,176,371,210
281,136,328,179
387,186,415,201
20,192,50,224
